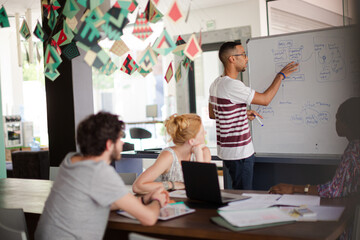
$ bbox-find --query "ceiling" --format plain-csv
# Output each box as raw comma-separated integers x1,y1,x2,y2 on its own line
2,0,344,23
3,0,245,17
3,0,42,16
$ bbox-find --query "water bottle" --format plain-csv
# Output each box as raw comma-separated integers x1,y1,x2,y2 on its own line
29,137,40,151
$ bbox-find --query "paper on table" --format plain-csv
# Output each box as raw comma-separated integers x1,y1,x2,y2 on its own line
279,207,317,222
307,206,344,221
169,190,187,198
218,207,295,228
280,205,345,221
276,194,320,206
219,193,281,211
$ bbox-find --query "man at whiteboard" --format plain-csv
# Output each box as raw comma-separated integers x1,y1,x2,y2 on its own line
208,41,298,189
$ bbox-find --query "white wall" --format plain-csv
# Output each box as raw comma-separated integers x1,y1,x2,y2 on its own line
303,0,343,15
165,0,266,38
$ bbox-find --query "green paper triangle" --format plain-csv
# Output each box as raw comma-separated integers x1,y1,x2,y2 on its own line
0,6,10,28
152,29,176,56
20,20,31,40
44,67,60,81
63,0,80,19
33,21,48,42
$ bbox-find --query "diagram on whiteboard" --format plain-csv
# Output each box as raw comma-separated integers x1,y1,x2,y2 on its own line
272,40,305,82
314,37,346,82
253,105,275,119
290,101,330,127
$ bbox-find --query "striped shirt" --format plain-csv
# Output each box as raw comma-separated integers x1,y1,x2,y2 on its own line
209,76,255,160
317,140,360,198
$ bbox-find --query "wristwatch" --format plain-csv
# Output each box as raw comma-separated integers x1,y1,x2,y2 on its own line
162,181,170,190
304,184,310,194
169,181,175,191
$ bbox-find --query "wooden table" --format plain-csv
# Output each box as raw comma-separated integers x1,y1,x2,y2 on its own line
0,178,357,240
0,178,52,239
105,193,358,240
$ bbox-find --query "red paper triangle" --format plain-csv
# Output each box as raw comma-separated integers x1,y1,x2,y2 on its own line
168,1,182,22
57,30,68,46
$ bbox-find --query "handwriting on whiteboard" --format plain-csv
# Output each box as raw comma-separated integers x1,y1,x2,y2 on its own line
291,101,330,127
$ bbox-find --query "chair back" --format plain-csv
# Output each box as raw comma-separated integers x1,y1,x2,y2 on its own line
49,167,59,181
0,223,27,240
129,232,163,240
129,128,152,139
0,208,28,240
11,151,49,179
118,173,137,185
353,205,360,240
123,142,135,151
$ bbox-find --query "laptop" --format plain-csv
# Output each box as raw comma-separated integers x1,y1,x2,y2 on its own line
181,161,250,205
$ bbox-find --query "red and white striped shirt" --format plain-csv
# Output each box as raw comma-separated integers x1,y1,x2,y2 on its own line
209,76,255,160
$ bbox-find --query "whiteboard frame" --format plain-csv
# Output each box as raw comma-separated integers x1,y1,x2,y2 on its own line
246,25,358,157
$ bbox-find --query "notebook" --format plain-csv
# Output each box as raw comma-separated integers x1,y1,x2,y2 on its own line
181,161,250,205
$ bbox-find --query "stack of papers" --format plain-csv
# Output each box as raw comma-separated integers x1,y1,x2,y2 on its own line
218,207,295,228
219,193,321,211
214,193,345,231
280,205,345,222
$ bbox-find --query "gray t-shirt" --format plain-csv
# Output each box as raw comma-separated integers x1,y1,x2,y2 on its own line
35,152,128,240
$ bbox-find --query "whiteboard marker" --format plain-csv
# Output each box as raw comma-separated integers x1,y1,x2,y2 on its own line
255,115,264,126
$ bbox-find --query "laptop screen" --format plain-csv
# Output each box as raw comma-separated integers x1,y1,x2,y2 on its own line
181,161,223,204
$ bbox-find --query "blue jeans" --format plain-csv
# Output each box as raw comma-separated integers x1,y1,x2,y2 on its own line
223,154,255,190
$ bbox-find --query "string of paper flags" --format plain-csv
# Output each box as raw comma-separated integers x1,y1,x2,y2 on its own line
0,0,203,83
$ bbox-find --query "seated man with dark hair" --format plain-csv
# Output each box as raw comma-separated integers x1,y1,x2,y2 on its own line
35,112,169,240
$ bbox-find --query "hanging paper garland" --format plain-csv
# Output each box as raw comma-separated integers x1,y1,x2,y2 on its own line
164,62,173,83
84,44,110,69
77,0,104,10
100,59,118,75
33,21,48,42
132,13,153,41
110,39,130,57
101,2,129,40
63,0,80,19
137,67,152,78
152,29,176,56
167,0,183,23
117,0,138,13
175,63,182,82
0,6,10,28
184,33,202,61
45,44,62,71
19,20,31,40
62,42,80,60
138,45,158,71
44,67,60,81
145,0,163,24
120,54,139,75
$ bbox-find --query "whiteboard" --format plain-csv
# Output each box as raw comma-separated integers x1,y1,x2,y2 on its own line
248,26,360,155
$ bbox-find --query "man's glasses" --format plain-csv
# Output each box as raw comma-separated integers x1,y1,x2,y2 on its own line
232,53,247,58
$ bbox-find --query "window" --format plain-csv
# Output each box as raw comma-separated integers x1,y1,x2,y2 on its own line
92,22,175,150
0,14,47,147
194,50,222,148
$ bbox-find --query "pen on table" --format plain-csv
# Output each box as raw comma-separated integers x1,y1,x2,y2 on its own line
253,114,264,126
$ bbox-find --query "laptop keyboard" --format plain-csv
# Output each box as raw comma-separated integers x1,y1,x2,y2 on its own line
221,192,241,198
220,192,246,202
221,196,234,201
